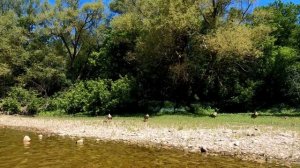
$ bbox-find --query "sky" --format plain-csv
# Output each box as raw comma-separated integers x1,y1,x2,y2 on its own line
48,0,300,7
49,0,110,6
257,0,300,6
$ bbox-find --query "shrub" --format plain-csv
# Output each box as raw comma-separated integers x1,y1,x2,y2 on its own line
0,87,43,115
50,76,133,116
1,97,21,114
190,104,217,116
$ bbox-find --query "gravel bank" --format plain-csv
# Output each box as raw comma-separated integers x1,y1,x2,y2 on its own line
0,115,299,166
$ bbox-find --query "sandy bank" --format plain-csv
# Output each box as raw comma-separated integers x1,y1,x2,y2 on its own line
0,115,299,166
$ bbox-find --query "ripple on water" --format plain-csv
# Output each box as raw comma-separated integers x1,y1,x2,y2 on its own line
0,128,291,168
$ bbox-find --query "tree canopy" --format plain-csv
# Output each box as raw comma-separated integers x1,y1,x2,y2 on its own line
0,0,300,115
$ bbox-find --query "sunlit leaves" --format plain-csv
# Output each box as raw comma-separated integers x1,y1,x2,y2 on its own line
205,24,273,58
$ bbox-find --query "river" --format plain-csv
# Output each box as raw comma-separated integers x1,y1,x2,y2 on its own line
0,127,287,168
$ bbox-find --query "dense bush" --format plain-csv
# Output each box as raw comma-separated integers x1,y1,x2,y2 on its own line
49,77,133,116
1,97,20,114
0,87,44,115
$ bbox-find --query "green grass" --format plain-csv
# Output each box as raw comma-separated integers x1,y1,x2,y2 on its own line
120,114,299,131
37,113,300,133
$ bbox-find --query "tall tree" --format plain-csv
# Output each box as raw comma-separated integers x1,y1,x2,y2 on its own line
39,0,104,79
0,12,26,96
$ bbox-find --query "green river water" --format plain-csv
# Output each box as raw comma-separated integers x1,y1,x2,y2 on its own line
0,127,291,168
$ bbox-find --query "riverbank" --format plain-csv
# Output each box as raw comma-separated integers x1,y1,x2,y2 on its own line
0,115,299,166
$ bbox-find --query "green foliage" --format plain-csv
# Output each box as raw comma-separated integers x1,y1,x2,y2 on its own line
38,0,104,79
285,63,300,103
0,87,43,115
50,77,132,116
190,104,218,116
254,0,300,46
1,97,21,115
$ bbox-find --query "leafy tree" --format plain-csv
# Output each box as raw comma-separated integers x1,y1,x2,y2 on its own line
38,0,104,79
0,12,26,97
253,0,300,46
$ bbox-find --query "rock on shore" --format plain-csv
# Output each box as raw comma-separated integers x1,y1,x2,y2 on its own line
0,115,299,165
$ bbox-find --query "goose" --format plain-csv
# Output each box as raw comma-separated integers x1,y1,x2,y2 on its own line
210,112,217,118
144,114,150,122
107,114,112,120
251,111,258,119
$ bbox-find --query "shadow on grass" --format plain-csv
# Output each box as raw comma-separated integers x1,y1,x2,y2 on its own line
258,107,300,117
258,113,300,117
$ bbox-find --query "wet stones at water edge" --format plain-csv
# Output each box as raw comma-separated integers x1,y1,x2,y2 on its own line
23,135,31,142
144,114,149,122
76,139,84,145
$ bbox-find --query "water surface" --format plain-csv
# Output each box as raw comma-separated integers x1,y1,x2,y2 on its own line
0,127,287,168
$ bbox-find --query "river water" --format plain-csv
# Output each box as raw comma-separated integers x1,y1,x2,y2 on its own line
0,127,288,168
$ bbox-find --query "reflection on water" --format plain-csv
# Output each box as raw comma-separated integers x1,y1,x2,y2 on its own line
0,127,288,168
23,141,30,149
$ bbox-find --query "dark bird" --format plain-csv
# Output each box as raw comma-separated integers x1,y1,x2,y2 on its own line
210,112,217,118
107,113,112,120
251,111,258,119
144,114,149,122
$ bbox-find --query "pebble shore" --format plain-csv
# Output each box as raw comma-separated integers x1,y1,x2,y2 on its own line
0,115,299,165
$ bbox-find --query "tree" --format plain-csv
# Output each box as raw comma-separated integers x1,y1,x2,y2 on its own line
110,0,202,104
39,0,104,79
253,0,300,46
0,12,26,97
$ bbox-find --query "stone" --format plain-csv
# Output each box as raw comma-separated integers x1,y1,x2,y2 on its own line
76,139,84,144
200,146,208,153
234,141,240,146
23,135,31,142
38,134,43,140
246,133,255,136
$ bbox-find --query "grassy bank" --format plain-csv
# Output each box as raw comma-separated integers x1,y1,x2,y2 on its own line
36,113,300,133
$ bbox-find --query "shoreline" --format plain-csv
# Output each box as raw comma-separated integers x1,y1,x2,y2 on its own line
0,115,299,166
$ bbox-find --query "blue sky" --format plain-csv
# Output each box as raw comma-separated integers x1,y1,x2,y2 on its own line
257,0,300,6
49,0,300,7
49,0,110,6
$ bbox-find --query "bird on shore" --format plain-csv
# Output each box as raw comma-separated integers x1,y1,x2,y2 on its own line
107,113,112,120
210,112,217,118
251,111,258,119
144,114,149,122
